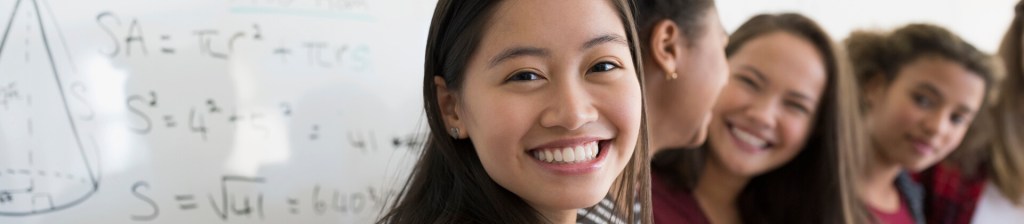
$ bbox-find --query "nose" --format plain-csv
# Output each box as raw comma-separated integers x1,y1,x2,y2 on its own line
741,97,778,131
540,80,599,131
920,110,950,137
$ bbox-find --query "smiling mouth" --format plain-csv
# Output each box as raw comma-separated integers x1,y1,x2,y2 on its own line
530,140,600,164
727,122,772,152
908,137,936,155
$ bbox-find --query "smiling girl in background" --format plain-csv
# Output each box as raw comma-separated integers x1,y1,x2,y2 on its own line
377,1,651,223
845,24,996,224
650,13,863,224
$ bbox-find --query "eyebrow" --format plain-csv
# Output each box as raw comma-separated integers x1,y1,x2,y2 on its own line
915,82,978,114
581,34,628,51
786,91,816,104
489,47,549,68
956,104,976,115
916,82,946,103
488,34,627,68
739,65,769,84
739,65,816,103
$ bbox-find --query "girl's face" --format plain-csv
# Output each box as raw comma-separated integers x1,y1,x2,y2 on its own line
708,32,827,176
646,10,730,150
445,0,641,217
865,56,986,172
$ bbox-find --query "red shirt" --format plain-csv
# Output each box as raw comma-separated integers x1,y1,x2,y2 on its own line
914,163,987,224
651,172,710,224
868,197,916,224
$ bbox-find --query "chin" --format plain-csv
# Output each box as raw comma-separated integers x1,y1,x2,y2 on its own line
911,160,940,172
537,191,608,211
720,159,760,177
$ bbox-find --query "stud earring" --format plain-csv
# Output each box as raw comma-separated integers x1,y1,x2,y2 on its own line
449,127,460,139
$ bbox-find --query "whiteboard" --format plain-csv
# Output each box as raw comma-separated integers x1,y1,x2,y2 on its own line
0,0,434,223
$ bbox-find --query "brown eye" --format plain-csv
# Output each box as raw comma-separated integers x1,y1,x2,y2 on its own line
950,113,965,125
912,93,934,109
507,71,543,82
588,62,619,73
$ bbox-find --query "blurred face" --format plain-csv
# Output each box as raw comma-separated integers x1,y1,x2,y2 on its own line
707,32,827,176
647,9,730,150
865,56,986,172
449,0,641,219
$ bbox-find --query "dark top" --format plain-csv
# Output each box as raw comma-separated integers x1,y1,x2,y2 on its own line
894,171,926,224
915,162,987,224
651,172,709,224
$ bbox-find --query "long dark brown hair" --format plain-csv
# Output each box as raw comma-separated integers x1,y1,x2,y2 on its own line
652,13,864,224
377,1,652,223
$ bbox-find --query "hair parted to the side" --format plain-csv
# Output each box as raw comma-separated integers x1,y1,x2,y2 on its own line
376,0,652,223
653,13,866,224
845,23,996,99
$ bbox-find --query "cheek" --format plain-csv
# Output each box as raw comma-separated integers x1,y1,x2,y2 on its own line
777,115,814,158
669,72,719,128
462,89,536,157
700,58,729,101
938,126,970,153
712,83,750,114
710,50,730,86
589,73,643,162
602,75,643,140
696,48,730,92
873,95,920,135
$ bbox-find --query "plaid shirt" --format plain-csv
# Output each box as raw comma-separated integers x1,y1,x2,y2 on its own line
915,163,988,224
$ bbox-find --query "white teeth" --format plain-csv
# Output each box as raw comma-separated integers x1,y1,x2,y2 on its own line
563,147,575,163
731,127,767,148
531,141,602,164
574,146,585,162
589,142,597,158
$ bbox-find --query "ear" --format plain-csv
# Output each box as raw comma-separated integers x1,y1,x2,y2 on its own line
862,73,890,109
434,76,466,139
648,19,688,80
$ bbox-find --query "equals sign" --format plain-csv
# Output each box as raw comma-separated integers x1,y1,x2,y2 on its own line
164,115,177,128
176,194,197,210
287,198,300,214
161,35,175,54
